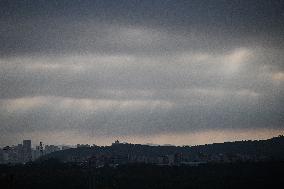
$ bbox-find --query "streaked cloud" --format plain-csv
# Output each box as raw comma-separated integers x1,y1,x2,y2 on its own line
0,0,283,146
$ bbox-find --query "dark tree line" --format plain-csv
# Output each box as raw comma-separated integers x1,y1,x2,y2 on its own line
1,160,284,189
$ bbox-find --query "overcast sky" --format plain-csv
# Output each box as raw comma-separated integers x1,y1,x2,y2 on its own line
0,0,284,146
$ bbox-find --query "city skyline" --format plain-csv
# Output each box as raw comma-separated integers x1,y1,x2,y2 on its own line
2,135,283,165
0,130,283,149
0,0,284,146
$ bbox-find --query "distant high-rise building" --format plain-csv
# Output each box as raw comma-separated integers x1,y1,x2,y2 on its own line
2,146,10,163
39,142,44,156
17,144,23,162
23,140,32,162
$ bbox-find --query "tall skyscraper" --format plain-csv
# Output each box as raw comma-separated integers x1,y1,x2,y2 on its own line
40,141,44,157
23,140,32,163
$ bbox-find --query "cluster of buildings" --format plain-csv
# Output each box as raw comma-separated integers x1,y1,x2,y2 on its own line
87,154,183,168
0,140,32,164
205,153,268,163
0,140,70,164
1,139,272,166
75,141,270,167
85,151,268,168
66,141,197,167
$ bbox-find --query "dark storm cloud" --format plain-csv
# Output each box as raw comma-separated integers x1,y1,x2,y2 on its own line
0,0,283,145
1,0,284,56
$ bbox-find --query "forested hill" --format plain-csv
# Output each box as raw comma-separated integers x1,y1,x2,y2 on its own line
39,135,284,162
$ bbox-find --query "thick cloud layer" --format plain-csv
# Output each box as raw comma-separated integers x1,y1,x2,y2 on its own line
0,0,283,146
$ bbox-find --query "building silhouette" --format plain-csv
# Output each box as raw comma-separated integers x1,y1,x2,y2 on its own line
23,140,32,163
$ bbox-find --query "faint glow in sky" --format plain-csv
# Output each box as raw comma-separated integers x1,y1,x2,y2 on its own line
2,128,283,147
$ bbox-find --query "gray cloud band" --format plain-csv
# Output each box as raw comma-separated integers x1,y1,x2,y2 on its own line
0,0,283,145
